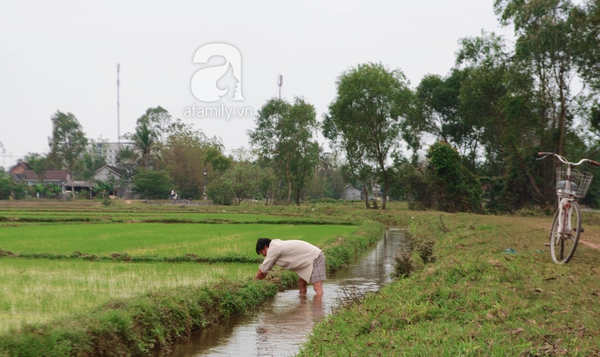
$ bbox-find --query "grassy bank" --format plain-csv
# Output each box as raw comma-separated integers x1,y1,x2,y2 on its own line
298,213,600,356
0,202,385,356
0,279,281,357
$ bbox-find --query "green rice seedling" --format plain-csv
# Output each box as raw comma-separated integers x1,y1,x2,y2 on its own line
0,223,357,258
0,259,257,334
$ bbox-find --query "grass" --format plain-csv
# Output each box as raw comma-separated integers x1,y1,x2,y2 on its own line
0,201,386,356
0,260,256,334
0,204,382,353
0,222,359,334
0,223,357,257
7,200,600,355
298,212,600,356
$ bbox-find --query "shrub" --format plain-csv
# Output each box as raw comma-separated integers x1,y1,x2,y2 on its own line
426,141,482,213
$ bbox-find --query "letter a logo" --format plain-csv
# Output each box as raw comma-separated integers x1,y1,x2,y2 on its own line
191,43,244,102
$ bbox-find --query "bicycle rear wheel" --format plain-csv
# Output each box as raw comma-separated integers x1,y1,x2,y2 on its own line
550,201,581,264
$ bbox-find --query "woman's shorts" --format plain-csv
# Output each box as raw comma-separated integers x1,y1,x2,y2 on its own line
310,252,326,283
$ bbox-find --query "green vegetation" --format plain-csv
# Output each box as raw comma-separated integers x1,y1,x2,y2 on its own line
0,260,256,333
3,199,600,356
0,279,280,357
0,201,386,356
298,211,600,356
0,223,357,257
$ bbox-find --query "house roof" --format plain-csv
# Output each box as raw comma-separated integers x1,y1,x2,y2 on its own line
9,161,30,174
16,170,69,182
94,165,124,177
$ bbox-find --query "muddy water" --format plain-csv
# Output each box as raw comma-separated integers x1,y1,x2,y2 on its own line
153,228,408,357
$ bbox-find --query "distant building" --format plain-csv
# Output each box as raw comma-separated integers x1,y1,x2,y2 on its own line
9,161,29,175
342,185,362,200
93,165,123,182
11,169,70,189
97,142,134,167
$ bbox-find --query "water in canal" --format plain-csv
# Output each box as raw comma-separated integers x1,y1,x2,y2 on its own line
153,228,409,357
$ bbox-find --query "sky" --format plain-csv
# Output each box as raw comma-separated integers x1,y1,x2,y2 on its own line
0,0,515,170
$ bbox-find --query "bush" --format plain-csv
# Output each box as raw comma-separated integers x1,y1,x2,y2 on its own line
206,179,234,205
133,169,173,199
391,251,413,279
426,141,482,213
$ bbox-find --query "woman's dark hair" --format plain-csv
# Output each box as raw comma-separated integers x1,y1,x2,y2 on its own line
256,238,272,254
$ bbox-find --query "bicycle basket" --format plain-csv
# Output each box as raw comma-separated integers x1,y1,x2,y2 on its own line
555,168,593,198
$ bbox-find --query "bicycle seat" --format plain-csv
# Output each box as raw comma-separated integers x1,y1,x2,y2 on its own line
556,181,577,191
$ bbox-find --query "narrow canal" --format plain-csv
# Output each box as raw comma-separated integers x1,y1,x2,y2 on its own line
153,228,408,357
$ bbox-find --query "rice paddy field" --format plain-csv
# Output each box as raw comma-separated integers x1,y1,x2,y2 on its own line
0,260,255,333
0,205,360,334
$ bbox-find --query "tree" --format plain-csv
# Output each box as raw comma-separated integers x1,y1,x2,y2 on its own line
47,111,88,197
137,106,173,146
161,125,225,200
222,161,260,205
257,166,277,205
0,168,14,199
132,169,173,199
78,139,107,181
455,31,547,210
128,119,158,169
24,153,51,183
324,62,413,209
115,146,139,183
571,0,600,91
248,97,319,205
494,0,581,157
426,141,482,213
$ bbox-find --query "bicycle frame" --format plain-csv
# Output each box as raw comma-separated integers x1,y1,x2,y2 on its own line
537,152,599,264
556,162,576,241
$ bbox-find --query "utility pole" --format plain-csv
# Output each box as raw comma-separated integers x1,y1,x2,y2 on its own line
277,74,283,99
116,63,121,150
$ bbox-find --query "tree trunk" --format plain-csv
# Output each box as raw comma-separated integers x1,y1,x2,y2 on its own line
286,161,292,205
381,182,388,210
361,180,371,209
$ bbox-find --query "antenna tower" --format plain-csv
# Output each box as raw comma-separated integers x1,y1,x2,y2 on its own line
277,74,283,99
116,63,121,150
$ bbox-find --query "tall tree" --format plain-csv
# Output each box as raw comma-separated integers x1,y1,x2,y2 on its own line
136,106,173,146
128,119,158,169
494,0,580,156
161,125,225,200
24,153,51,183
323,62,412,209
570,1,600,90
456,31,544,209
47,111,88,197
249,97,319,205
78,139,107,181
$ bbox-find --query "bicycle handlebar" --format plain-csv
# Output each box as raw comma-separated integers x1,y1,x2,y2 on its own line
537,152,600,167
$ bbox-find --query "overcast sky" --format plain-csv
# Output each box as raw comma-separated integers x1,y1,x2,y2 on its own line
0,0,515,170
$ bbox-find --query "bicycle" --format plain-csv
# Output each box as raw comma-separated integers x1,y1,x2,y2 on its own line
538,152,600,264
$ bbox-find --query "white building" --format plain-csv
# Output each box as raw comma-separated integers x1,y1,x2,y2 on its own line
96,142,134,167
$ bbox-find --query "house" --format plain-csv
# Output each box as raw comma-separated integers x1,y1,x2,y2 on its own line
11,169,70,189
342,185,362,200
9,161,30,175
92,165,132,198
93,165,123,182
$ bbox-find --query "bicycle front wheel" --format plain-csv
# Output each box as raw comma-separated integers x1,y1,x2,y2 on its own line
550,201,581,264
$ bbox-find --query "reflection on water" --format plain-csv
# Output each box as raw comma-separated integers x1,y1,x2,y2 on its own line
153,229,407,357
